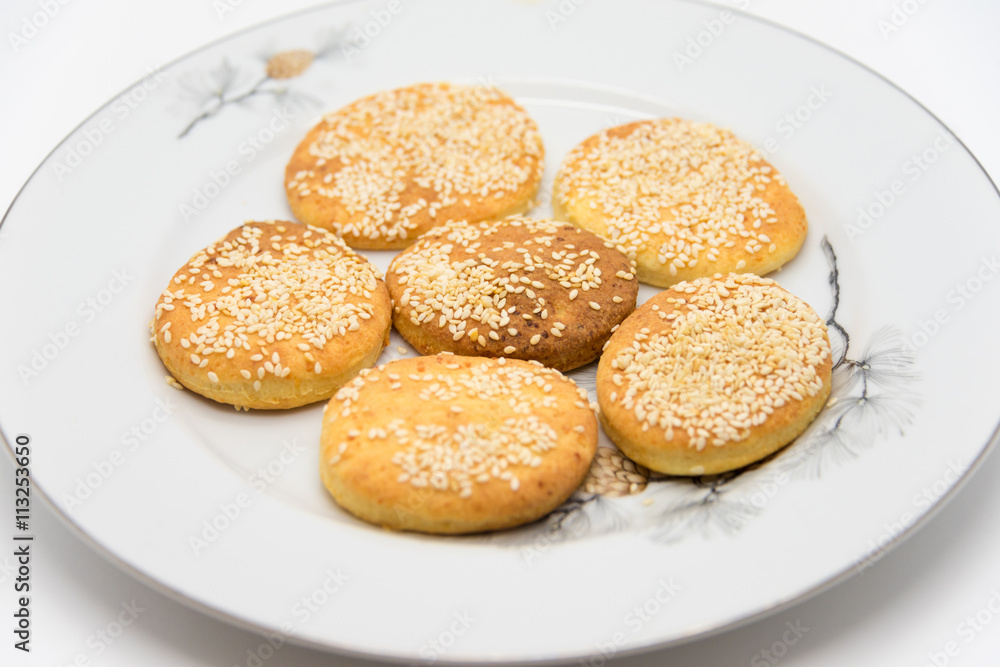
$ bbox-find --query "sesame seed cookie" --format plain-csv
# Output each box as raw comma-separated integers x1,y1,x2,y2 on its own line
385,216,638,371
596,273,832,475
285,82,544,249
319,355,598,534
151,221,391,410
554,118,807,287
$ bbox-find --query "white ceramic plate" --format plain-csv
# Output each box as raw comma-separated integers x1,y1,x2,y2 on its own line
2,0,999,662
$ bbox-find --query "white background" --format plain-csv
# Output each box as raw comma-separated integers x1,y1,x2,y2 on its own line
1,0,999,665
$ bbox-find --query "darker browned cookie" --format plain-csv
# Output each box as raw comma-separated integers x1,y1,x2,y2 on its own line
386,216,638,371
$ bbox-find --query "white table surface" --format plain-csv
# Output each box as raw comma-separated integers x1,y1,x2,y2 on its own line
2,1,999,665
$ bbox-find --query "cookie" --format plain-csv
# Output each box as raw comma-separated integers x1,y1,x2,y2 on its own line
596,273,832,475
385,216,638,371
285,82,544,249
151,221,391,409
319,355,598,534
554,118,807,287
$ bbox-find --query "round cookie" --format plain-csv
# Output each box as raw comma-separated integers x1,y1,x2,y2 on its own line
151,221,391,410
554,118,807,287
285,82,544,249
319,355,598,534
596,273,832,475
385,216,638,371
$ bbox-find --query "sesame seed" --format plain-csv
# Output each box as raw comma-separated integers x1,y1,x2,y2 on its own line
287,83,543,245
386,215,630,364
555,118,789,282
335,357,586,500
152,221,384,398
607,274,829,450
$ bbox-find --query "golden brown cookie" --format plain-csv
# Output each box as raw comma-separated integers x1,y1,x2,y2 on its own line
151,221,391,409
385,216,638,371
319,355,598,534
285,82,544,249
554,118,807,287
596,273,832,475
